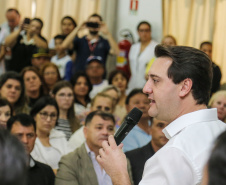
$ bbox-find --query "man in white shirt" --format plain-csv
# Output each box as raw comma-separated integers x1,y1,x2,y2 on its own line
97,45,226,185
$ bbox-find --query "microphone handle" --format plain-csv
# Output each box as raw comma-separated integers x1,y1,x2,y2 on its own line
114,117,137,145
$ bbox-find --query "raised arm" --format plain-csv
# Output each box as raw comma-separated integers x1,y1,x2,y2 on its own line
4,29,21,48
97,135,131,185
100,23,120,55
33,34,48,48
61,23,86,50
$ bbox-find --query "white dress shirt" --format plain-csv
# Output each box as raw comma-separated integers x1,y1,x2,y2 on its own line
85,142,113,185
140,108,226,185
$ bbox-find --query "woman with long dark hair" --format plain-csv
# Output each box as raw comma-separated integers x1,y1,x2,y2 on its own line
30,96,69,172
52,81,80,140
71,71,92,118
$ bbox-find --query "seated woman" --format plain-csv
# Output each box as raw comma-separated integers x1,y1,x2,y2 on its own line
21,66,46,108
108,69,129,123
0,98,13,129
40,63,61,95
52,81,80,140
30,96,70,171
71,71,92,121
0,71,29,114
208,90,226,122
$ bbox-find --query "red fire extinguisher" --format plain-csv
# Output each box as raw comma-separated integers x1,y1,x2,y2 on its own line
117,29,134,79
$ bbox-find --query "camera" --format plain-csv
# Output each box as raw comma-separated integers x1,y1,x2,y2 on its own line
23,18,30,24
86,22,100,28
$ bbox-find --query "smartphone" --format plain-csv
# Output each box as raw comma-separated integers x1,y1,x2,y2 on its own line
86,22,100,28
23,18,30,24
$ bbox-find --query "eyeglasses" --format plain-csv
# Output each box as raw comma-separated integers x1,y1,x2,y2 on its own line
138,29,150,33
57,93,74,98
39,112,57,121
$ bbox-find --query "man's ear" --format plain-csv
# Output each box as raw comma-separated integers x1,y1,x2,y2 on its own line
179,78,193,97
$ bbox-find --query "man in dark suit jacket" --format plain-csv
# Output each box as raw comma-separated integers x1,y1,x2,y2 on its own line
7,114,55,185
125,118,168,185
56,111,133,185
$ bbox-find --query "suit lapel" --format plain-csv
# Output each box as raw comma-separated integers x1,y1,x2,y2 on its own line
79,144,99,185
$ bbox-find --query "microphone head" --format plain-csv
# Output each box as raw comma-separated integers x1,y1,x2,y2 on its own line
127,107,143,123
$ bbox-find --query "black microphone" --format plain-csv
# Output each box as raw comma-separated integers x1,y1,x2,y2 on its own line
114,107,143,145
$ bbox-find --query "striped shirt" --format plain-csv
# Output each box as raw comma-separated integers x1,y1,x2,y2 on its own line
55,119,72,140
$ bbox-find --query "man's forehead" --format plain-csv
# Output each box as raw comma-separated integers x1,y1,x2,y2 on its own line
11,122,35,133
148,57,172,76
91,115,114,125
88,16,101,22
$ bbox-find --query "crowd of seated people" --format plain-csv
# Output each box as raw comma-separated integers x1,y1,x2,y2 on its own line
0,7,225,185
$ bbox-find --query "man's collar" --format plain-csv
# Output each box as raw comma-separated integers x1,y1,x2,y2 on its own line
29,155,36,168
162,108,218,139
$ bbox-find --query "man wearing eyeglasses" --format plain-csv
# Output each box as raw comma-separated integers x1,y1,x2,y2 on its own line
7,113,55,185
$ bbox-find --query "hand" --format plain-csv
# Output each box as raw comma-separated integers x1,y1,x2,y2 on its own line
78,22,87,31
97,135,128,179
21,23,29,32
99,22,109,35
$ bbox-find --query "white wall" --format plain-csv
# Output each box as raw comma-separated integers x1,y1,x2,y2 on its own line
116,0,162,43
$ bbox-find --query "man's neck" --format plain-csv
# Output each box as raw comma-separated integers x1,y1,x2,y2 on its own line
171,101,207,123
57,52,66,59
151,140,161,153
137,118,151,134
90,78,103,85
87,34,99,40
86,142,99,157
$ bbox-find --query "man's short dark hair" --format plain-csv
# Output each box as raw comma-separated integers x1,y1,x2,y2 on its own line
0,71,26,109
155,45,212,105
0,130,27,185
89,13,103,21
125,88,146,105
7,113,36,132
200,41,212,49
208,130,226,185
6,8,20,16
137,21,151,31
54,34,66,41
85,111,115,126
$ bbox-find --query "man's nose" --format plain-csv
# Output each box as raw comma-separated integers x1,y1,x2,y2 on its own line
101,128,108,135
21,135,28,144
143,80,153,94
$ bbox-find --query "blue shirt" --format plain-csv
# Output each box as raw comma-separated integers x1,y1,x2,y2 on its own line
73,35,110,74
122,125,152,152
